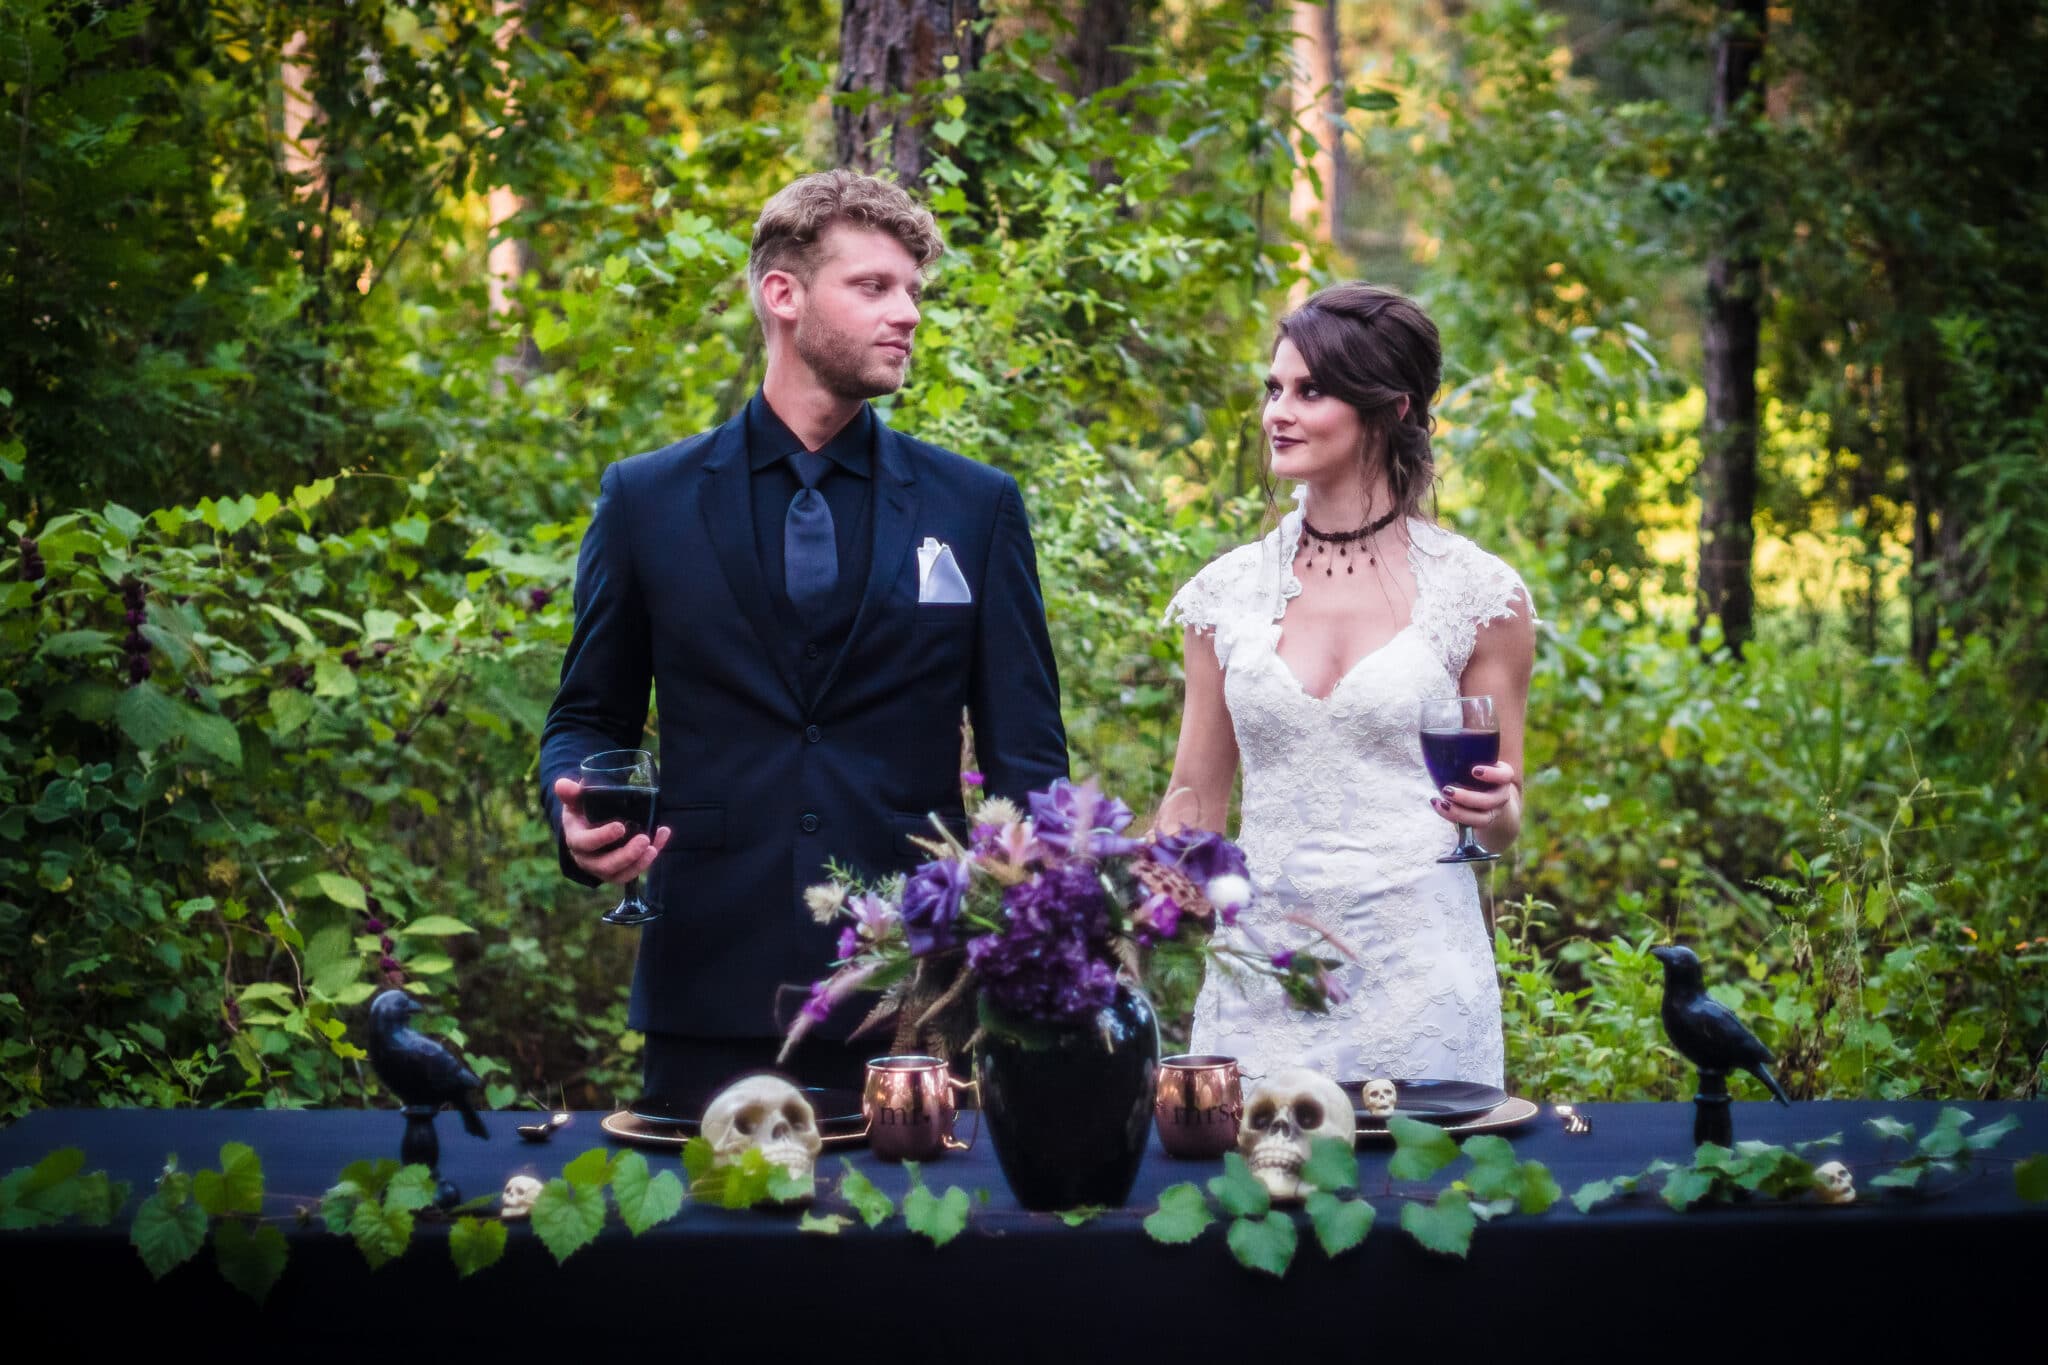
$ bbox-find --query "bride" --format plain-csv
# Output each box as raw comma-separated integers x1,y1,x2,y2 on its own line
1161,283,1534,1087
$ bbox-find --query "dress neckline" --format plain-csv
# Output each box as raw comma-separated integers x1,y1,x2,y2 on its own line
1268,497,1433,704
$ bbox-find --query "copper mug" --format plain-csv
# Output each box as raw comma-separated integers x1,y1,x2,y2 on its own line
862,1055,977,1162
1154,1054,1242,1159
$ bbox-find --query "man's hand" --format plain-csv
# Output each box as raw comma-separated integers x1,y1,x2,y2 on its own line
554,776,671,884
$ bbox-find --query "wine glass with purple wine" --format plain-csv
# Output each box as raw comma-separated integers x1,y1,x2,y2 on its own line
1419,696,1501,865
579,748,660,926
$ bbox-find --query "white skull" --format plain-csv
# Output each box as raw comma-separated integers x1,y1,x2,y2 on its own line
500,1174,543,1220
1238,1068,1357,1203
1360,1078,1399,1119
700,1074,823,1192
1812,1161,1855,1205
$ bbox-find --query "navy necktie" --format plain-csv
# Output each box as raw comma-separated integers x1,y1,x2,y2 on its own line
784,450,836,613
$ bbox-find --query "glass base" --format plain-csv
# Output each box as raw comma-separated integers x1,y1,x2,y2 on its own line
602,881,660,926
1437,825,1499,864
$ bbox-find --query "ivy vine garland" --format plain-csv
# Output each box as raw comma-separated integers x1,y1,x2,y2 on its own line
3,1111,2042,1296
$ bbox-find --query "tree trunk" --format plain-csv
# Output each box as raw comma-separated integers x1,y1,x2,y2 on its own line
835,0,984,180
1065,0,1146,99
1695,0,1766,657
486,1,540,378
1287,0,1338,248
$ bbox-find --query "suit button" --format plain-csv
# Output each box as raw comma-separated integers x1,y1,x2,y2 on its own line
804,643,821,660
805,724,822,744
800,813,820,833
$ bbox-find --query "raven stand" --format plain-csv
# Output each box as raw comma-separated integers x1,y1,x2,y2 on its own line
1692,1069,1733,1148
399,1105,463,1209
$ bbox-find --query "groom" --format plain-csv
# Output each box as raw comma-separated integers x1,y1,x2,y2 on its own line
539,170,1068,1104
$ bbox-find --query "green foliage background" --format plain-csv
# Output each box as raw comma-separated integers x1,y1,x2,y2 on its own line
3,0,2042,1119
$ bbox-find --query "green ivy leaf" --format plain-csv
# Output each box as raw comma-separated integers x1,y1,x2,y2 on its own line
0,1147,87,1228
193,1142,264,1215
903,1181,969,1249
214,1219,288,1303
530,1178,607,1264
1461,1135,1520,1201
1660,1166,1717,1210
611,1151,685,1235
838,1159,895,1228
1864,1116,1915,1143
1513,1160,1561,1214
130,1174,208,1279
450,1216,508,1278
383,1164,437,1213
561,1147,616,1191
1143,1183,1215,1245
348,1196,415,1270
799,1211,852,1235
1571,1178,1621,1214
1387,1115,1460,1180
1918,1108,1971,1161
1300,1135,1360,1195
1305,1190,1375,1257
1400,1188,1476,1259
2014,1154,2048,1202
1057,1205,1107,1227
73,1172,131,1227
1870,1164,1927,1191
767,1167,815,1205
1208,1152,1272,1218
1226,1209,1298,1277
1966,1114,2019,1152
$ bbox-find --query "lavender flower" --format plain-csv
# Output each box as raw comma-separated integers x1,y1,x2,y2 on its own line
1028,777,1140,860
1145,827,1249,885
901,858,972,955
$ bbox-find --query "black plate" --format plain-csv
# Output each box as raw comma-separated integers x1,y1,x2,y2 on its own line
628,1085,866,1137
1340,1079,1508,1126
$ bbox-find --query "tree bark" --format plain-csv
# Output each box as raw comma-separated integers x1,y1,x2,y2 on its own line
835,0,984,180
1065,0,1146,99
1695,0,1766,657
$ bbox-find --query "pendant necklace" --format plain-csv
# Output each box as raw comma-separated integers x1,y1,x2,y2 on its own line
1298,505,1402,577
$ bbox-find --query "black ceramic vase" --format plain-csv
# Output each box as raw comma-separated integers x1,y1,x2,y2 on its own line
975,984,1160,1211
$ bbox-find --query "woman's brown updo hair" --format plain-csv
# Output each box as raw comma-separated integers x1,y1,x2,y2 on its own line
1272,282,1442,523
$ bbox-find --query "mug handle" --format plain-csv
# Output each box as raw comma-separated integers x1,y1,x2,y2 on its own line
943,1075,979,1152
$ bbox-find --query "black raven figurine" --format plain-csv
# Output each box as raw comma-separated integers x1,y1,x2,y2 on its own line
367,990,490,1138
1650,945,1791,1105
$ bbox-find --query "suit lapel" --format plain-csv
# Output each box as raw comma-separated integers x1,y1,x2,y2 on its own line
813,421,919,706
698,417,804,705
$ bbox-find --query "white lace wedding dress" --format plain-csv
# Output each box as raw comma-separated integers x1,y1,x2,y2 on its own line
1166,501,1531,1087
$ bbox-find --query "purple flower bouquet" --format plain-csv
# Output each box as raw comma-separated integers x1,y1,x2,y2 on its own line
781,777,1353,1058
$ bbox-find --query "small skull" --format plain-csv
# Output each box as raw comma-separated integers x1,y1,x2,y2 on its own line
500,1174,543,1220
1812,1161,1855,1206
700,1073,823,1194
1238,1068,1357,1203
1360,1078,1399,1119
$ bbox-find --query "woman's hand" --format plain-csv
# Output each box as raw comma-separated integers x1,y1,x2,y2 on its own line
1431,760,1522,850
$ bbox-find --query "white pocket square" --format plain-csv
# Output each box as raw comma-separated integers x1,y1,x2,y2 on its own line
917,537,973,604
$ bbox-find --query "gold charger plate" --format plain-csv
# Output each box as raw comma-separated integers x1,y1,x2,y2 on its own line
600,1108,869,1151
1353,1094,1539,1142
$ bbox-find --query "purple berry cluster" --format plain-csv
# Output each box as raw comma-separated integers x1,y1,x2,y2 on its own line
17,534,45,593
119,576,152,686
364,895,405,986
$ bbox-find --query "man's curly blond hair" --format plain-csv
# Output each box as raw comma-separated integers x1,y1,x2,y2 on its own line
747,170,944,323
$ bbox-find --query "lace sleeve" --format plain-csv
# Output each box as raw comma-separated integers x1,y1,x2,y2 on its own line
1164,542,1269,672
1420,533,1538,681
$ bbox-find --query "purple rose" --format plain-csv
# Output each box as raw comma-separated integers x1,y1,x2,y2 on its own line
1145,827,1250,885
901,858,972,956
1028,778,1140,860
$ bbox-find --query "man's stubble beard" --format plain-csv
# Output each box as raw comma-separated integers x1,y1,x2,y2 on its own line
794,310,910,402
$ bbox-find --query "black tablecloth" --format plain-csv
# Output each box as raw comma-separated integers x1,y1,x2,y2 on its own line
3,1101,2042,1356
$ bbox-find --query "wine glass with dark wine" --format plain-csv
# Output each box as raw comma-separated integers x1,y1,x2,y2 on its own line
1419,696,1501,865
579,748,660,926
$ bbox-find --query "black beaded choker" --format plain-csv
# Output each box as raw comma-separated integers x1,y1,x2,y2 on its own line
1298,506,1401,577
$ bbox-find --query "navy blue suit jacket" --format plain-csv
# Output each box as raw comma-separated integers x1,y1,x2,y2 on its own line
540,409,1069,1037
